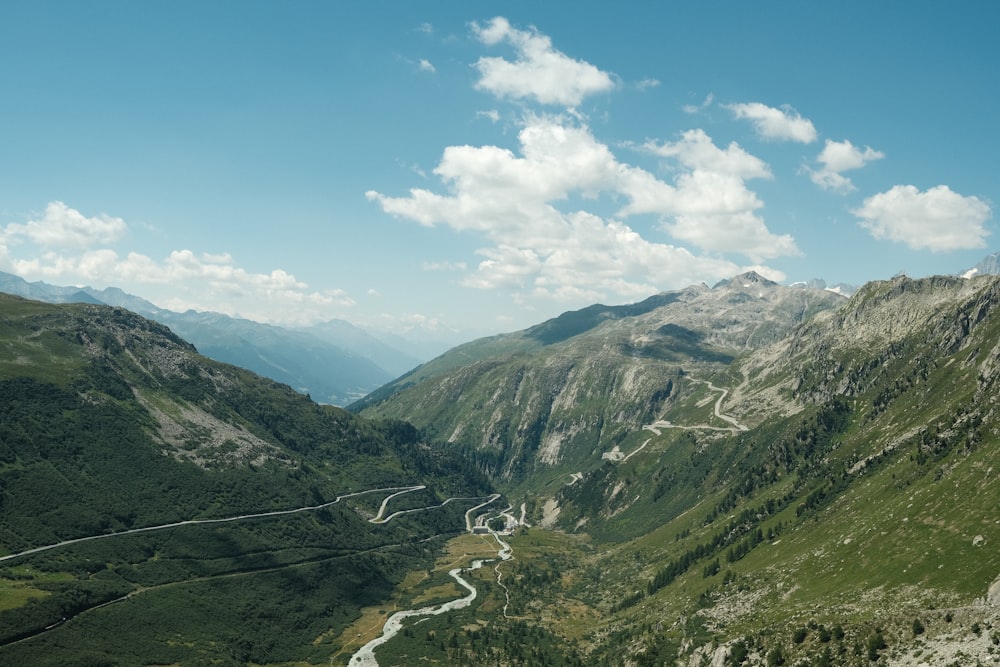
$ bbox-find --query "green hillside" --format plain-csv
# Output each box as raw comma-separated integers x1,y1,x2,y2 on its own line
0,294,493,666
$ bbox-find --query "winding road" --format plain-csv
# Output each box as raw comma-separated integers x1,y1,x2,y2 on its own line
1,484,513,667
596,375,748,465
0,485,429,564
644,377,748,434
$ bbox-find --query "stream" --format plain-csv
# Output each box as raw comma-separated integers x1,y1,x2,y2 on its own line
348,528,512,666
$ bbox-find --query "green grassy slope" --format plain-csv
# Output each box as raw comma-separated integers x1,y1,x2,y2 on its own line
0,294,493,666
532,275,1000,665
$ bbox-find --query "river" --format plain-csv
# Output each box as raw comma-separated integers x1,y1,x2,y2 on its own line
348,532,512,666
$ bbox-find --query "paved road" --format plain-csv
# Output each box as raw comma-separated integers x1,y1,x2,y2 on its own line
0,485,427,564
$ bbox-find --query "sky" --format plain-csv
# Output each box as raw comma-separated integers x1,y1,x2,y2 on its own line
1,2,997,345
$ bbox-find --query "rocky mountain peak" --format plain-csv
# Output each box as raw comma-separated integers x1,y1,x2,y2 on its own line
711,270,778,290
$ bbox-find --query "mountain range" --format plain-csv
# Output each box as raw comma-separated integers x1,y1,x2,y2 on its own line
0,270,432,405
354,269,1000,665
4,257,1000,665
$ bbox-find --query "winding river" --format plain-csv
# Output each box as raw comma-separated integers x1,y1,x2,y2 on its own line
0,484,513,664
348,507,512,666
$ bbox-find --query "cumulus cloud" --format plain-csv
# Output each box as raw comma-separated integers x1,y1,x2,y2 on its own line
470,17,615,106
623,129,797,261
642,129,771,179
853,185,991,251
1,201,126,249
368,114,794,301
418,58,435,73
725,102,817,143
808,139,884,193
3,202,351,325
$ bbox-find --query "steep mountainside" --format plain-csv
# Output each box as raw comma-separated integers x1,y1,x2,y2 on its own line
356,272,846,485
351,273,1000,666
0,294,492,666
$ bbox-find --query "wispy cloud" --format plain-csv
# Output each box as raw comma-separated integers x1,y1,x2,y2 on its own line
421,260,467,271
682,92,714,114
725,102,817,143
476,109,501,123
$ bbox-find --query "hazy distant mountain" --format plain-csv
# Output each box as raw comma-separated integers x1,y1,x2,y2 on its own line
789,276,857,296
0,271,420,405
299,318,423,378
962,250,1000,278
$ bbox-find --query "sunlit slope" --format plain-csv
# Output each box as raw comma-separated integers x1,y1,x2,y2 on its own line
354,274,1000,665
536,274,1000,665
358,273,845,488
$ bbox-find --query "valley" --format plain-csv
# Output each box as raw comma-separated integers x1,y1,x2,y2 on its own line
4,272,1000,665
353,272,1000,665
1,480,514,667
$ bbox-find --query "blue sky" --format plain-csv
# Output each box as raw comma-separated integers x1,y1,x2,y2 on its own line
1,2,996,343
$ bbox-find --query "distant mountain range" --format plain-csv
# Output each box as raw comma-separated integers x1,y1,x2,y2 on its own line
354,271,850,479
0,271,427,405
7,253,997,405
963,250,1000,278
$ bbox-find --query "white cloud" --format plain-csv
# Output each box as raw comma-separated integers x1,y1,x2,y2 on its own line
1,201,126,249
642,128,771,179
368,115,793,301
636,78,661,91
622,129,797,262
3,202,352,325
418,58,435,73
808,139,884,193
470,17,615,107
725,102,817,143
853,184,991,251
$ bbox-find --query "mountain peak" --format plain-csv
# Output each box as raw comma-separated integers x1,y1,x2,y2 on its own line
711,271,778,290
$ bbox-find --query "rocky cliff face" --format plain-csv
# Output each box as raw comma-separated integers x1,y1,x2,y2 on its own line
733,273,1000,414
360,273,846,481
